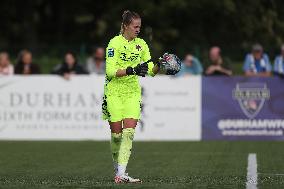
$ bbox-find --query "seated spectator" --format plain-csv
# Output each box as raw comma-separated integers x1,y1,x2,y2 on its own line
14,50,41,74
243,44,271,77
205,46,232,76
52,51,88,80
177,54,203,76
273,45,284,77
86,47,105,75
0,52,14,75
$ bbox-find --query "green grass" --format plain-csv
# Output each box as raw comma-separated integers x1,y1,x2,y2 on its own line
0,141,283,189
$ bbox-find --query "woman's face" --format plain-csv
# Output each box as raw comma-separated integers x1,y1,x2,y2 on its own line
22,53,32,65
184,55,193,67
124,18,141,39
65,53,76,66
94,48,105,62
0,54,10,67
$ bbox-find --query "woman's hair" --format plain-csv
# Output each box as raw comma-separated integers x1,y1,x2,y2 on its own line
16,49,32,65
63,51,78,65
120,10,140,34
0,52,9,60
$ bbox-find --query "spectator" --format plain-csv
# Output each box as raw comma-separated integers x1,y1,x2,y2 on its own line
205,46,232,76
52,51,88,80
14,50,41,74
0,52,14,75
273,45,284,77
86,47,105,75
243,44,271,77
177,54,203,76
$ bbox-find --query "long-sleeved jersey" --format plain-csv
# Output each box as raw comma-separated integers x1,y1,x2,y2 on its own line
104,34,155,97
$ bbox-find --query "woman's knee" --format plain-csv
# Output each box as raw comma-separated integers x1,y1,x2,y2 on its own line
109,121,123,133
123,118,138,129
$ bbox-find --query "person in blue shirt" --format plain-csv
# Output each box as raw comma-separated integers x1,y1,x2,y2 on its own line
177,54,203,76
243,44,271,77
273,45,284,77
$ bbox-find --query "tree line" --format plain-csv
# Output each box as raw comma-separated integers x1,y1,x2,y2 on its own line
1,0,284,60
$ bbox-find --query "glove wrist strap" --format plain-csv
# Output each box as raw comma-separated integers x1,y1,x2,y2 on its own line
126,67,135,75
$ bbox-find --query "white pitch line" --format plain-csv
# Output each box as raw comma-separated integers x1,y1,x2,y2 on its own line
246,153,258,189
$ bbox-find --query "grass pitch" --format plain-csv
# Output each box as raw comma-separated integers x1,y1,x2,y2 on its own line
0,141,283,189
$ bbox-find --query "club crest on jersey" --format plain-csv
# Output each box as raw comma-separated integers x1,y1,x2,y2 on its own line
136,45,142,51
233,82,270,119
108,48,114,57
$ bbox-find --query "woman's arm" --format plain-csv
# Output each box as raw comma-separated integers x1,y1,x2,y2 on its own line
116,69,127,77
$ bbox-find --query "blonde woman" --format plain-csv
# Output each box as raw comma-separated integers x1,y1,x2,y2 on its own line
102,10,160,183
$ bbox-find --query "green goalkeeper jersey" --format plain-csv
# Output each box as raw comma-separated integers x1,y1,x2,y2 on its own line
104,34,155,97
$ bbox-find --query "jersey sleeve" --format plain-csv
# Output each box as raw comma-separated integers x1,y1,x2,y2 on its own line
141,41,156,77
105,39,119,79
243,54,252,72
263,54,272,72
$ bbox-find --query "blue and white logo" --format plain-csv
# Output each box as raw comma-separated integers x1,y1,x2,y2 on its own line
107,48,114,57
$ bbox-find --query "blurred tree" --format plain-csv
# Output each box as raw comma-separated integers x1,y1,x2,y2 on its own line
0,0,284,61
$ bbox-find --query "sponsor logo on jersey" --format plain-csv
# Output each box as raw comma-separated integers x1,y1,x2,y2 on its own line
120,52,139,62
108,48,114,57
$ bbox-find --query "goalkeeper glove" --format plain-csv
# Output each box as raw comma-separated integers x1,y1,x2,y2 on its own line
126,62,148,76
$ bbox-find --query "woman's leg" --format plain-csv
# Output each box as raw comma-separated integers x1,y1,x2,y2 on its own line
123,118,138,129
109,121,123,174
110,121,123,133
116,118,138,176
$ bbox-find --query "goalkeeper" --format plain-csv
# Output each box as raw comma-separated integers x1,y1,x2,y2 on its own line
102,10,161,183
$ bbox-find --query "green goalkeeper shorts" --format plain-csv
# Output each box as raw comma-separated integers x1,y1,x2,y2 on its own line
102,93,142,122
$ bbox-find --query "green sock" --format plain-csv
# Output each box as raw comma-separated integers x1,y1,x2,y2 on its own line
117,128,135,166
110,132,122,169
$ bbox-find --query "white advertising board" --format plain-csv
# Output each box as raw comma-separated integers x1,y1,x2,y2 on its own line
0,75,201,141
